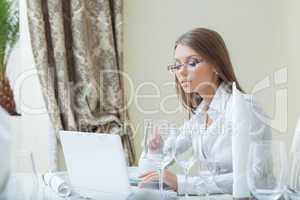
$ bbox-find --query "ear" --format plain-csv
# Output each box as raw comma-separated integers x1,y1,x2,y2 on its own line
214,69,219,76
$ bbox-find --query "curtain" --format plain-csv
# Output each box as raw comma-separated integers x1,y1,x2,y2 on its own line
26,0,136,169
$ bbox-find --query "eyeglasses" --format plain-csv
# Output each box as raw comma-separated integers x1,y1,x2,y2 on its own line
167,59,204,73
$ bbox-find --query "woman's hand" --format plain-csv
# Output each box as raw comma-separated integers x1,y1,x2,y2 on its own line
148,128,163,151
138,170,178,191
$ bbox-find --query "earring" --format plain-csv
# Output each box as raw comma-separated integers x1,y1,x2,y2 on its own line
214,71,219,76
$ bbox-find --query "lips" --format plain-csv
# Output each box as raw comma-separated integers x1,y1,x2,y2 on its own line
181,80,191,87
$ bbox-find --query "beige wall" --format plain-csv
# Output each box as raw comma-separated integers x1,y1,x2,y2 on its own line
124,0,300,159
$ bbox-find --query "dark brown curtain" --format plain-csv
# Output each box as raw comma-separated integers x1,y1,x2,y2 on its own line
26,0,136,169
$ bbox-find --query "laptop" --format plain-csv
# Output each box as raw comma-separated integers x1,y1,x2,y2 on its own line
60,131,132,199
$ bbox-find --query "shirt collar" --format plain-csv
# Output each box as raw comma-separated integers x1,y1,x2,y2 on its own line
194,82,231,121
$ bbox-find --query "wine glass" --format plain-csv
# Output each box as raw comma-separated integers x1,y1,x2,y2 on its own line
287,153,300,200
174,128,199,199
247,141,288,200
196,132,223,199
144,120,178,197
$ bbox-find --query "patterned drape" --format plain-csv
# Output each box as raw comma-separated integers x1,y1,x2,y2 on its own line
26,0,136,169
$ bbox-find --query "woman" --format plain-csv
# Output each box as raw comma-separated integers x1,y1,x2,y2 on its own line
138,28,271,195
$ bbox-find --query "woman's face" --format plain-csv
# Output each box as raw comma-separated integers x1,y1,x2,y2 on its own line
174,44,217,94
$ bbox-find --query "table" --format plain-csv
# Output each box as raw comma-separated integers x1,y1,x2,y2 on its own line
1,173,232,200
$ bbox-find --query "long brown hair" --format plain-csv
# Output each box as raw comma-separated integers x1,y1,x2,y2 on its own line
174,28,243,113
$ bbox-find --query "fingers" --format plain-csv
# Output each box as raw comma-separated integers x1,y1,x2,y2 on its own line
138,170,177,191
149,140,158,150
149,134,162,150
138,171,159,188
154,135,162,146
138,171,156,179
140,171,158,181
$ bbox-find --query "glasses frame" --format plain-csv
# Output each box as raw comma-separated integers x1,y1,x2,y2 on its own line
167,59,204,73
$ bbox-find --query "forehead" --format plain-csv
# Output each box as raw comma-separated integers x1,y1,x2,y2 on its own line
174,44,199,61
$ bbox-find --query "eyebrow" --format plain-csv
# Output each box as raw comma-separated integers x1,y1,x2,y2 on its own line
174,55,202,62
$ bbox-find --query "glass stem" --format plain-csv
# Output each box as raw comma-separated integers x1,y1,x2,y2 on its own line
184,167,189,198
205,177,211,200
159,167,164,195
206,193,210,200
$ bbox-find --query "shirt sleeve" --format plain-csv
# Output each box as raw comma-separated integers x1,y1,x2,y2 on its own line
177,172,233,195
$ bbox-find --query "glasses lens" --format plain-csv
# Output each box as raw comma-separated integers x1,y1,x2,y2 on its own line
168,65,177,73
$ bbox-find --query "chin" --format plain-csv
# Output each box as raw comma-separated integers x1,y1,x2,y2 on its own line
182,87,194,93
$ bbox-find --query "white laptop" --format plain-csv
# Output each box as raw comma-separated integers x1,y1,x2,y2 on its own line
60,131,131,199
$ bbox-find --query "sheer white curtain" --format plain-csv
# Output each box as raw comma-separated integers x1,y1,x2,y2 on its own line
0,107,11,192
8,0,58,171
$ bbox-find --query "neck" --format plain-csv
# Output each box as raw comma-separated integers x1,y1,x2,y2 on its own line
198,80,220,108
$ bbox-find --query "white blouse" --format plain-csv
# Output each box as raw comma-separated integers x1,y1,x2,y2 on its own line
139,82,271,195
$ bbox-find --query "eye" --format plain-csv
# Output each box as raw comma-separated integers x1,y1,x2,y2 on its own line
188,60,199,67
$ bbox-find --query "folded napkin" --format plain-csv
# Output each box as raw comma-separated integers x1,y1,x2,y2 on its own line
232,82,251,198
43,172,71,197
291,116,300,153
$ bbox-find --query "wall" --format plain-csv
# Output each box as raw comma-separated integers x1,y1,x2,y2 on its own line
123,0,300,158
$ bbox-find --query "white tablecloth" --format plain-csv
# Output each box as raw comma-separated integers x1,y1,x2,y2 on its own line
1,173,232,200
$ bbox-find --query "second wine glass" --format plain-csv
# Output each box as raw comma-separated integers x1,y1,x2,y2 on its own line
145,120,178,197
247,141,288,200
